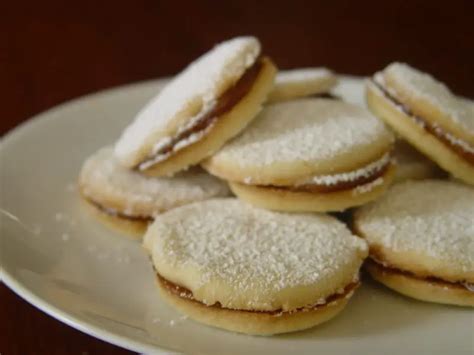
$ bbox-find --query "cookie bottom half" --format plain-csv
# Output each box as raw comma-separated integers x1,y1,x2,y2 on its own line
157,278,351,336
229,164,395,212
81,196,149,238
365,259,474,307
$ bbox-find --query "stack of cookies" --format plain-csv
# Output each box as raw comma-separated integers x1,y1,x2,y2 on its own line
78,36,474,335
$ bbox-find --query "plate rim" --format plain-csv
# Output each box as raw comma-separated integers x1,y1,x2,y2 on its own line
0,77,177,354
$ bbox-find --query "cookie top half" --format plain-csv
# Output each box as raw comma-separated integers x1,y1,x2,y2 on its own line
355,180,474,283
378,62,474,145
79,147,229,218
115,36,262,168
204,98,394,185
144,198,368,312
268,68,337,102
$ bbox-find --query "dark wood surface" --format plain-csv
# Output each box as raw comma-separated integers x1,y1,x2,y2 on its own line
1,1,473,354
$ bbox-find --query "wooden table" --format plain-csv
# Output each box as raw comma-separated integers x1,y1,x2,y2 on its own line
1,1,473,353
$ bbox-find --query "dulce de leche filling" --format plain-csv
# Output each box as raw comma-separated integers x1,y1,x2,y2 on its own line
254,154,392,194
137,57,266,170
372,79,474,165
157,273,359,315
86,196,153,223
367,258,473,292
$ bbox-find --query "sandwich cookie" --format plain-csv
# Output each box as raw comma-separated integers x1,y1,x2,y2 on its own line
203,99,395,212
79,147,229,237
115,36,277,176
393,140,444,182
367,62,474,185
268,68,337,102
354,180,474,307
143,198,368,335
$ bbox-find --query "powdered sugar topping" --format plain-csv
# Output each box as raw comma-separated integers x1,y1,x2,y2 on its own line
297,152,391,186
211,99,393,168
384,62,474,135
145,199,368,293
356,180,474,274
80,147,229,216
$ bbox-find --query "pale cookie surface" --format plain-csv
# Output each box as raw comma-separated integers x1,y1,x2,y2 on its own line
144,198,368,312
268,68,337,102
79,147,229,218
393,140,443,182
115,36,261,168
355,180,474,283
204,98,393,185
382,62,474,145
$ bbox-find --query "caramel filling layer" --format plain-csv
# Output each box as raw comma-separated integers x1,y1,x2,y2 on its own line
137,57,265,170
372,80,474,165
255,159,391,194
367,258,473,292
157,273,359,315
86,197,153,223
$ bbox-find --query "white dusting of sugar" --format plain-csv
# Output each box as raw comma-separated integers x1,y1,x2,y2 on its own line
61,233,70,241
79,147,229,217
209,99,393,168
464,283,474,292
139,122,216,170
298,152,391,186
145,199,368,304
352,177,384,195
384,63,474,135
356,180,474,276
433,124,474,154
115,37,261,167
243,176,253,184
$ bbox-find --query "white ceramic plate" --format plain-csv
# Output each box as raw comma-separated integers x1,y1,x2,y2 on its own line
1,77,472,355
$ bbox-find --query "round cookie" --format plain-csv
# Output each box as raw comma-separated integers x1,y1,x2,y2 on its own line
354,180,474,307
115,36,277,176
366,62,474,185
143,198,368,335
393,140,444,182
203,98,395,212
79,147,229,237
268,68,337,103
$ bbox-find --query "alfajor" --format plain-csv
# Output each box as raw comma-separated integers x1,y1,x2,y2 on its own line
203,98,395,212
354,180,474,307
79,147,229,236
143,198,368,335
268,68,337,103
114,36,277,176
393,140,444,182
367,62,474,185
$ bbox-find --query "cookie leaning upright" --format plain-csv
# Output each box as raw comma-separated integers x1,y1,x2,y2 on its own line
203,98,395,212
114,36,277,176
143,198,368,335
354,180,474,307
366,62,474,185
